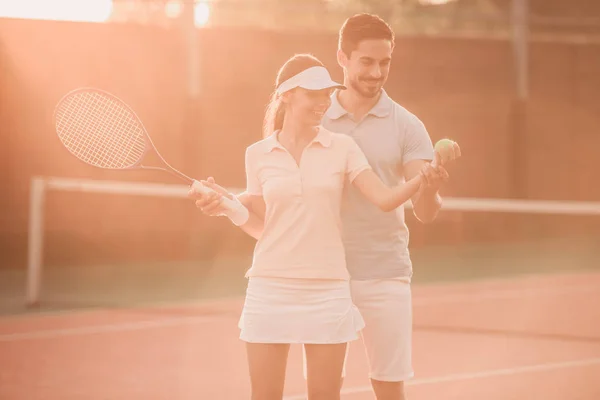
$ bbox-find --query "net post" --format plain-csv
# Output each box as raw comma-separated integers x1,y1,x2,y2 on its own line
26,177,47,307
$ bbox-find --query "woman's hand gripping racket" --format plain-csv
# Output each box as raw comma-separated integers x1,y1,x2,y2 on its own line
53,87,249,225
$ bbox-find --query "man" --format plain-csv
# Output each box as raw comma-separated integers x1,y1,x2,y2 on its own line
193,14,456,400
319,14,449,399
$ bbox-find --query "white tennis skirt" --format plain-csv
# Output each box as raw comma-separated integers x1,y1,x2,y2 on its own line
238,277,365,344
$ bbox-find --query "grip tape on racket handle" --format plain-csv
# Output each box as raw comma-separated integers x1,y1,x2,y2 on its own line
191,180,250,226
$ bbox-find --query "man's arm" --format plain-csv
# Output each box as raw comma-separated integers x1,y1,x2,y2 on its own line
403,159,444,224
398,113,451,224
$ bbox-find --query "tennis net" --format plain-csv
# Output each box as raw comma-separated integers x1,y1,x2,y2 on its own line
20,176,600,309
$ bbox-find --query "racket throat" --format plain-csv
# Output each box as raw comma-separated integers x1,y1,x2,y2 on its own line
139,165,193,185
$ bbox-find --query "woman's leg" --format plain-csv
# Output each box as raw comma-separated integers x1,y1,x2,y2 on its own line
304,343,347,400
246,342,290,400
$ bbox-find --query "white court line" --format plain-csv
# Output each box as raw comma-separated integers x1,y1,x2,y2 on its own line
1,279,599,342
412,282,600,306
0,315,225,342
283,357,600,399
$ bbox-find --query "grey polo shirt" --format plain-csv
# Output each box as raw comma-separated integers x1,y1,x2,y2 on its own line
321,89,434,280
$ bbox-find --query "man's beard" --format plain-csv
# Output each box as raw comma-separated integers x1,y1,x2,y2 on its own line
349,77,383,98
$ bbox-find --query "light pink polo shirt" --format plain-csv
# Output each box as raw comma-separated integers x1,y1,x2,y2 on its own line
244,126,371,281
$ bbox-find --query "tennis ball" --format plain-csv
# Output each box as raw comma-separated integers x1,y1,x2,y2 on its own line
434,138,457,165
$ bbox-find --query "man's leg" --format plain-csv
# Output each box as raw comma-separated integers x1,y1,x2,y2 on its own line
371,380,406,400
351,278,413,400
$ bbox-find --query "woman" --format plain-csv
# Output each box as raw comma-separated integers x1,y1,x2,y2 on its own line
191,54,432,400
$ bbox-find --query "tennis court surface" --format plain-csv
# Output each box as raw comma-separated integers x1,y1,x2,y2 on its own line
2,270,600,400
1,177,599,398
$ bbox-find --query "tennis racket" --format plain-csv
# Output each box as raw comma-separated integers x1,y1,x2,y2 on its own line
52,87,249,224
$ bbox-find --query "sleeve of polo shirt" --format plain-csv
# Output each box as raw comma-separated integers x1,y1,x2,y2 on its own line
244,146,262,196
345,137,372,182
402,115,435,164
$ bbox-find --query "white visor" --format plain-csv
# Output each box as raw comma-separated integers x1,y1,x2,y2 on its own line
276,66,346,95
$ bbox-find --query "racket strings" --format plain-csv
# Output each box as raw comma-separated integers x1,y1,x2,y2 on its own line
55,91,146,169
60,94,142,168
78,93,143,167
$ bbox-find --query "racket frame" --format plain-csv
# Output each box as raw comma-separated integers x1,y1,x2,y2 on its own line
53,87,195,185
52,87,250,225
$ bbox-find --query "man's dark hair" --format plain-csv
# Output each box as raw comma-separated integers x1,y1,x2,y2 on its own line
338,13,395,57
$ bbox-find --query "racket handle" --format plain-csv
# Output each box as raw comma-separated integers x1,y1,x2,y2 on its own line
191,180,250,226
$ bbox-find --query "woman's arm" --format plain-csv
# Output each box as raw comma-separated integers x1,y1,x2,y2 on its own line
235,192,265,240
190,181,265,240
344,135,425,212
192,146,267,239
351,169,424,212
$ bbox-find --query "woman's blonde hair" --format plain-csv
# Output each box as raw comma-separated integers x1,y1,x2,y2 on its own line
262,54,325,138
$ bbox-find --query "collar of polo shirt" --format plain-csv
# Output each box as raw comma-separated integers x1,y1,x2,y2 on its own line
326,89,392,120
264,127,333,152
